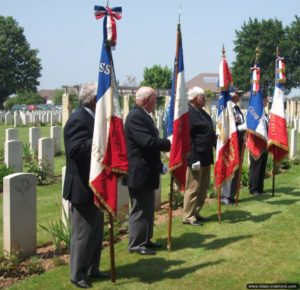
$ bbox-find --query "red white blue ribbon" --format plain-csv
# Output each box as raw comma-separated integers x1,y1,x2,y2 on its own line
94,6,122,48
251,64,260,93
276,57,286,84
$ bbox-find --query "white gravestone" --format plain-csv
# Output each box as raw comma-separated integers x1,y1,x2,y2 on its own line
5,140,23,172
29,127,41,155
50,126,62,155
38,138,54,176
289,129,298,159
5,128,18,141
3,173,36,258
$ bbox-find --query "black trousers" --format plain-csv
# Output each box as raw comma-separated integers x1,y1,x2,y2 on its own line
128,188,155,250
70,203,104,281
249,150,268,193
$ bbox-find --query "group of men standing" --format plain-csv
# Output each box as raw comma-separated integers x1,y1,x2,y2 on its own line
63,83,269,288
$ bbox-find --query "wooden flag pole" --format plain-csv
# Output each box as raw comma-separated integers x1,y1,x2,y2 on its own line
272,147,276,197
167,175,174,251
235,134,247,207
108,212,116,283
217,187,222,223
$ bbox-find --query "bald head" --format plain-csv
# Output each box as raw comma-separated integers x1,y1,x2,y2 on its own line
135,86,157,113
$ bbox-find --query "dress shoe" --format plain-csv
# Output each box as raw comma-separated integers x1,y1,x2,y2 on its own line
182,220,202,226
129,247,156,255
196,215,209,222
146,241,162,248
88,270,110,279
71,279,91,289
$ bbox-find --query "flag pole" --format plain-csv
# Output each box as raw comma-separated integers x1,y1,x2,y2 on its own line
217,187,221,223
271,47,280,198
108,212,116,283
167,5,181,252
235,135,246,206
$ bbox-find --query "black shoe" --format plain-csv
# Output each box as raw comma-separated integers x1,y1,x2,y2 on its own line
182,220,202,226
129,247,156,255
88,271,109,279
146,241,162,248
71,279,91,289
229,197,236,203
196,215,209,222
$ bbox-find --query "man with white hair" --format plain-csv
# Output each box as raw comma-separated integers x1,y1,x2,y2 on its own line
182,87,216,226
125,86,171,255
64,83,107,288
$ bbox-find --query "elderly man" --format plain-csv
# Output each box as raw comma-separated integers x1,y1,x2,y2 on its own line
182,87,216,226
63,83,107,289
125,86,171,255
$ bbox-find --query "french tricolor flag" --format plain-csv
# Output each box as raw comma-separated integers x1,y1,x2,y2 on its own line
268,57,288,163
214,57,239,189
246,64,268,159
167,22,190,191
89,41,128,215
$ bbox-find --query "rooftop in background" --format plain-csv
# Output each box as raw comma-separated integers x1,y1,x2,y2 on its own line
186,73,219,93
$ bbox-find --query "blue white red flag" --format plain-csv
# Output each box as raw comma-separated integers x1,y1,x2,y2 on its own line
214,57,239,189
268,57,288,163
246,64,268,159
95,6,122,48
89,41,128,215
167,23,190,191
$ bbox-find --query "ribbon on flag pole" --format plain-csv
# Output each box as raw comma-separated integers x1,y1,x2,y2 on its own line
95,6,122,48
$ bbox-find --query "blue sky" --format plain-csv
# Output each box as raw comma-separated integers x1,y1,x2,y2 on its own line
1,0,299,94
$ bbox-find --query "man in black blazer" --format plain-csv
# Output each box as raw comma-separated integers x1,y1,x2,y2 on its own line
63,83,107,289
182,87,216,226
125,86,171,255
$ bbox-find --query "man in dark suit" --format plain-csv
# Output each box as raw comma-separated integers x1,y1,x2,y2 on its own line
249,96,269,195
182,87,216,226
125,86,171,255
63,83,107,289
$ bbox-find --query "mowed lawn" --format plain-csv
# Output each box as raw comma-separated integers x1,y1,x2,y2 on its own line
0,124,299,289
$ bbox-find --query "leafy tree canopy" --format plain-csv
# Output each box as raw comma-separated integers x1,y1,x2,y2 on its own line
141,65,172,89
0,16,42,108
4,90,45,109
232,18,286,97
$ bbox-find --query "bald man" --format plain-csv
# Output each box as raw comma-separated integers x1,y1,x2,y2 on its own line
125,86,171,255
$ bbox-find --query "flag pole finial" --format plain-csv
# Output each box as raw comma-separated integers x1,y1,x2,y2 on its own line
222,45,226,58
178,3,182,24
255,47,260,64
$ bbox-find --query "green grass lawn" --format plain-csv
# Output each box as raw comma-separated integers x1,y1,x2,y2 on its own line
0,124,300,289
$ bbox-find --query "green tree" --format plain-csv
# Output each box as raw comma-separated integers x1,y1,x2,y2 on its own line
53,89,79,109
0,16,42,108
141,65,172,89
232,18,285,96
4,91,45,109
282,16,300,91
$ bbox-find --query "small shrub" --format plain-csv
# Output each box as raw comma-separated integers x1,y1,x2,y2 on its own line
25,159,52,185
23,143,32,162
0,251,23,278
292,155,300,165
40,208,71,254
240,169,249,187
25,257,45,275
0,164,15,192
280,158,291,170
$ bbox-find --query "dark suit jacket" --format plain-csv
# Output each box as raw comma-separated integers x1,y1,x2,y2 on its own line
125,105,170,190
63,106,94,204
187,104,216,167
233,104,245,150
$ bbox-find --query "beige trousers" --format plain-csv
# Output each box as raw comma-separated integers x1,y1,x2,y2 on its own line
183,165,211,222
